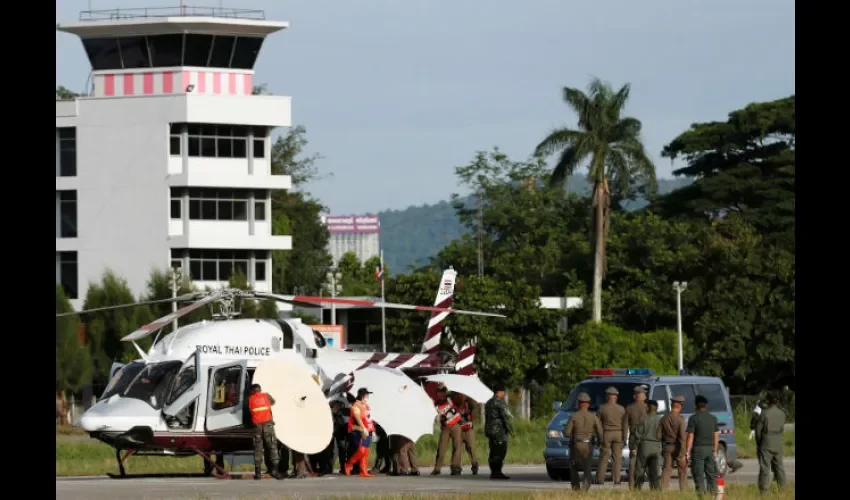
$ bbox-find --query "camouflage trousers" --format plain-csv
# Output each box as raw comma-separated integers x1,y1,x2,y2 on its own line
253,422,279,470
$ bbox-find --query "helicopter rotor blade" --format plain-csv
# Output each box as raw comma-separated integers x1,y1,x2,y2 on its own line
121,291,222,342
254,293,506,318
55,293,200,318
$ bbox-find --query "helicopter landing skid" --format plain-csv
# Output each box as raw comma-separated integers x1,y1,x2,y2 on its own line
108,449,136,478
193,448,230,479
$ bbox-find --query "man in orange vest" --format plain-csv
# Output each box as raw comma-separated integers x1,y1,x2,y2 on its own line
344,387,376,478
431,385,463,475
248,383,284,480
454,393,480,475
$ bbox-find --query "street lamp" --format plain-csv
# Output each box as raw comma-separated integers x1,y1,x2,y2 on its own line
325,269,343,325
673,281,688,375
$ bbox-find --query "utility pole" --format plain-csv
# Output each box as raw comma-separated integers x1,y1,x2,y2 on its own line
325,268,342,325
171,267,179,332
380,249,387,352
673,281,688,375
477,189,484,277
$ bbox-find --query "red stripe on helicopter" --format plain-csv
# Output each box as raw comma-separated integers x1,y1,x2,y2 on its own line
355,353,388,371
385,353,416,368
423,296,454,353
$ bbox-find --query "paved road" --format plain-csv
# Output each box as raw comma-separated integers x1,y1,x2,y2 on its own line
56,458,794,499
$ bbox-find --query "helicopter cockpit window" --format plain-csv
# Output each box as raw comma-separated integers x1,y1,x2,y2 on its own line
122,361,182,409
166,363,197,406
211,365,243,411
101,363,145,400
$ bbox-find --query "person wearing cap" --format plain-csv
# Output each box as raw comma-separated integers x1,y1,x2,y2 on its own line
660,394,688,490
484,381,513,479
247,383,284,480
454,392,480,475
634,399,663,490
564,392,603,491
431,385,464,476
344,387,376,477
755,391,787,493
685,394,719,495
596,386,626,485
623,385,648,489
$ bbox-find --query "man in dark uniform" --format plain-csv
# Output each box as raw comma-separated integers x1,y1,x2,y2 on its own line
634,399,663,490
686,394,719,495
564,392,603,491
247,384,284,480
624,385,648,489
484,381,513,480
596,386,626,485
660,394,688,490
390,434,419,476
755,391,787,493
370,423,392,474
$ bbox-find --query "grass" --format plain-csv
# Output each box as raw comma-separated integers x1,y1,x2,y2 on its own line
56,413,794,476
318,487,796,500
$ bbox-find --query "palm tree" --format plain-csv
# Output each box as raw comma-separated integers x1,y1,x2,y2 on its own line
534,78,657,322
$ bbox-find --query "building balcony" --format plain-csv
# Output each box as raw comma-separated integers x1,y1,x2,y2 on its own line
168,220,291,251
167,157,290,190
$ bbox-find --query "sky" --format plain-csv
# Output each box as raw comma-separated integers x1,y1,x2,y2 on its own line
56,0,795,215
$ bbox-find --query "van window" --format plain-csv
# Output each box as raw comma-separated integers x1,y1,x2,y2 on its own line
696,383,729,412
650,385,669,410
668,384,696,413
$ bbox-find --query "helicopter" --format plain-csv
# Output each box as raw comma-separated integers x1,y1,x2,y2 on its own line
58,267,500,478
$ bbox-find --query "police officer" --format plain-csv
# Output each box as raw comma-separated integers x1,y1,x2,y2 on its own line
660,394,688,490
564,392,603,491
685,394,719,495
596,386,626,485
634,399,663,490
431,386,463,475
484,381,513,480
455,393,480,475
247,384,284,480
755,391,787,493
624,385,648,489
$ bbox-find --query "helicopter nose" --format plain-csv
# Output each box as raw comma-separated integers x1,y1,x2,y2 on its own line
79,411,107,432
78,397,160,433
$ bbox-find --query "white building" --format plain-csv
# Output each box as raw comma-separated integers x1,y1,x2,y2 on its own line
322,215,381,265
56,7,293,310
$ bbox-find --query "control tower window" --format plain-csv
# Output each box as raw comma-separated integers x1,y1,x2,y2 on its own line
184,34,214,67
82,38,122,71
209,36,236,68
148,34,184,67
118,37,151,69
231,37,264,69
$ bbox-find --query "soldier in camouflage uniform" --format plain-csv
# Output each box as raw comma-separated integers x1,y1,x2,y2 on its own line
248,384,284,480
484,381,513,480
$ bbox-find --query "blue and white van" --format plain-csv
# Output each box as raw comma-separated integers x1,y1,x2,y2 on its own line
543,368,737,481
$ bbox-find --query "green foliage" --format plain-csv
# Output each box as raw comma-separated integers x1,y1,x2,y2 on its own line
82,271,154,385
56,284,92,393
268,125,334,295
336,252,383,296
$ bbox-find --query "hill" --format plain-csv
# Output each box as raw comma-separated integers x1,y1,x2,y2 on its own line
378,177,692,273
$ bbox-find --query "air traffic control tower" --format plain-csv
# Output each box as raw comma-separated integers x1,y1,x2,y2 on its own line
56,7,293,310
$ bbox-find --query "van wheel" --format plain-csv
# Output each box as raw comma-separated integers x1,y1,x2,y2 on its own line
715,446,728,475
546,465,570,481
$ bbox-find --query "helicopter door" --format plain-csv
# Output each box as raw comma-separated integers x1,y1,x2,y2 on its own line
161,350,202,422
205,360,248,432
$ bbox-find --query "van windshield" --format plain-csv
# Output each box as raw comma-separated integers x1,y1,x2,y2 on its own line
563,381,648,411
101,362,145,400
121,361,183,409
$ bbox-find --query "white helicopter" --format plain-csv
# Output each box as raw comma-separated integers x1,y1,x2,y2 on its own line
58,267,498,477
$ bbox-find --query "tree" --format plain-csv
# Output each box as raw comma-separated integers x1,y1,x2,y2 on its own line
655,95,795,249
534,78,657,322
56,284,92,394
82,271,154,385
268,126,334,295
442,148,593,297
56,85,81,100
